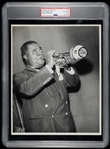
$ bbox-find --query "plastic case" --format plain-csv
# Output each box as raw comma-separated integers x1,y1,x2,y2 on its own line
2,2,110,148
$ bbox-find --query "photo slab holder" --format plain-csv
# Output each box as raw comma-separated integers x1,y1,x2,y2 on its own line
2,2,110,148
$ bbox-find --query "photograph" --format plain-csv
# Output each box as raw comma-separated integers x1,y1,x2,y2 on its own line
11,24,102,136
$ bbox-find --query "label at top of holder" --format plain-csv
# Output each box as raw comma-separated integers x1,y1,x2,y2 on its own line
41,8,71,17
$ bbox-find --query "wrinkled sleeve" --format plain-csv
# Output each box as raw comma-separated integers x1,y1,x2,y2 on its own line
13,67,54,97
63,67,80,87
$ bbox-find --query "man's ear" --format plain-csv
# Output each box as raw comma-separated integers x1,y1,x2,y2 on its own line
23,55,28,60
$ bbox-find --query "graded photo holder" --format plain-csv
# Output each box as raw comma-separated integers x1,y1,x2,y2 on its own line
1,2,110,148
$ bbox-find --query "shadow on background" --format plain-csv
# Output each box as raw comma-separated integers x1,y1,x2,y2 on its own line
74,59,93,75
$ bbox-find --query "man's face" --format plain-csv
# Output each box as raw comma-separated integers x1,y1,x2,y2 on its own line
25,43,45,69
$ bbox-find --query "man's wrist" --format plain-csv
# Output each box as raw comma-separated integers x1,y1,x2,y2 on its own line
64,66,75,75
64,65,71,71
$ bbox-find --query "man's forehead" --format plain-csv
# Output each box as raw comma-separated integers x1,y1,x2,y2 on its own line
27,43,40,49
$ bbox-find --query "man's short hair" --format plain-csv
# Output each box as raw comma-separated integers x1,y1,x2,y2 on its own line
20,41,38,64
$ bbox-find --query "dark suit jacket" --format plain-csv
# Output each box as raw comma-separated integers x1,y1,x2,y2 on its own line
13,65,79,132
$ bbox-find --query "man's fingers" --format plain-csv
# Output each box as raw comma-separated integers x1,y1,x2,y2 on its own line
48,50,56,55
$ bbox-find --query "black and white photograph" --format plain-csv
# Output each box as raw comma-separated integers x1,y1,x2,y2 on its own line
2,2,110,148
11,24,102,136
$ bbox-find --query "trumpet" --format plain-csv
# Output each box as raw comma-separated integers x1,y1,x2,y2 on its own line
53,45,88,67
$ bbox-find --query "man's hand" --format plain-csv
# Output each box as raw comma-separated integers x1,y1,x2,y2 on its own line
47,50,56,68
